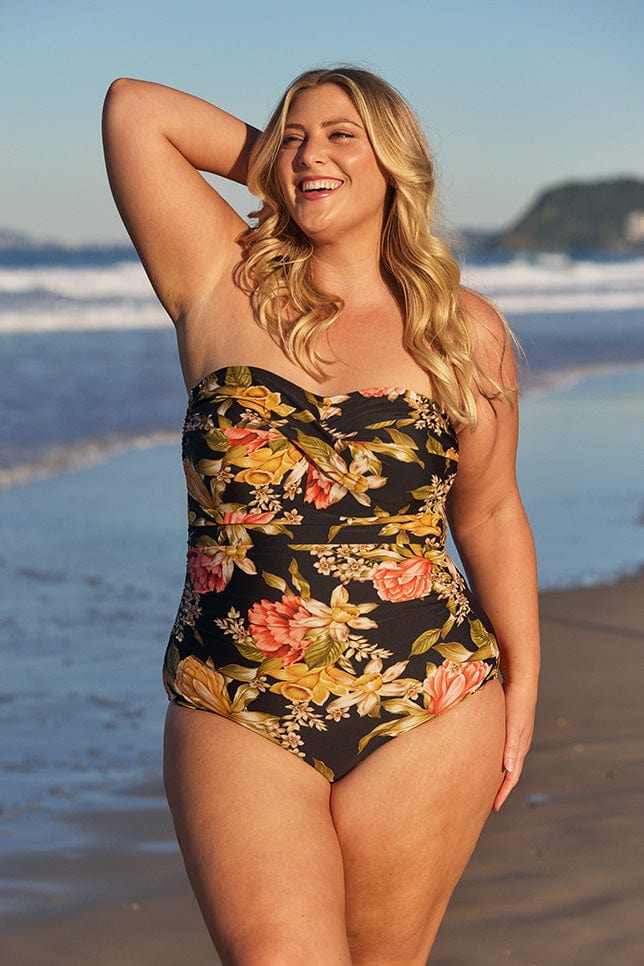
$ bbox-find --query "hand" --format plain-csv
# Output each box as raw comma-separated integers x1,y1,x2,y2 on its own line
492,680,537,811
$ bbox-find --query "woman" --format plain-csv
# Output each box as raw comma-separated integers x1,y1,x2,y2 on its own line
103,66,539,964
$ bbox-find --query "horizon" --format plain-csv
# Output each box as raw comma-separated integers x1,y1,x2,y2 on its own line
2,0,643,244
3,172,644,250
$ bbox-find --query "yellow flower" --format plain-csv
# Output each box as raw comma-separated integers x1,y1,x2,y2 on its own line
326,658,412,718
300,585,378,645
269,663,353,704
235,445,302,486
218,384,295,418
173,655,279,735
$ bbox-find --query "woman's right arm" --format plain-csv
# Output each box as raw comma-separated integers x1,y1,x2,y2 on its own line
102,78,260,322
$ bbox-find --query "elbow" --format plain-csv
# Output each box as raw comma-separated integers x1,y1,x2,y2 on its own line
102,77,148,121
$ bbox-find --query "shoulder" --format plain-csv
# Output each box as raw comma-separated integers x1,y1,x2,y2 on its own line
458,287,518,389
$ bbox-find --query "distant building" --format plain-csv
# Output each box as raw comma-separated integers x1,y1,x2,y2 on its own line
624,211,644,244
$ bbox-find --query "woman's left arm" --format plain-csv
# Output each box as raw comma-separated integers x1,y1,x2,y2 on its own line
447,291,540,811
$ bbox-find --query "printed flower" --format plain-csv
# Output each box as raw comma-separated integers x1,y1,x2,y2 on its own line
269,663,353,704
422,660,488,715
404,508,443,538
248,594,313,665
188,544,255,594
304,463,348,509
249,586,378,667
218,383,295,418
234,445,302,487
372,556,434,602
221,427,281,452
297,584,378,647
325,658,411,718
183,458,220,513
173,655,278,734
303,452,385,509
359,386,403,397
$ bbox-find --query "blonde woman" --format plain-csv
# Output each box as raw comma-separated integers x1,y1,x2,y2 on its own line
103,66,539,964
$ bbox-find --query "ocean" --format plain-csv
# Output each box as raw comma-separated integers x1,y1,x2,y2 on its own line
1,247,643,895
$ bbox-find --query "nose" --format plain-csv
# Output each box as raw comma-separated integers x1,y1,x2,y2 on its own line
296,134,326,168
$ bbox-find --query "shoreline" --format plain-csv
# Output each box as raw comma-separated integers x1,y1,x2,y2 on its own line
2,572,643,964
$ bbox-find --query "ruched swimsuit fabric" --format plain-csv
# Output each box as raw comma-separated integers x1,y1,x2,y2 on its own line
164,365,499,781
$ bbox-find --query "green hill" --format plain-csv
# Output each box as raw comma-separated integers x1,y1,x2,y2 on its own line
490,177,644,253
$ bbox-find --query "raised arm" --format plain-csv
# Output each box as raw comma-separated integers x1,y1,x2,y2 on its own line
102,78,260,322
447,291,540,811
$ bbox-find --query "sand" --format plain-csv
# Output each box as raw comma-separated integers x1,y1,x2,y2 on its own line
2,572,643,965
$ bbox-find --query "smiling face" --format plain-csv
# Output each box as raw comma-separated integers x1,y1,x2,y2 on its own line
275,84,390,246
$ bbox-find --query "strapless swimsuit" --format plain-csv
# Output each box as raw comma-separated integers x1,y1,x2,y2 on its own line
164,365,499,781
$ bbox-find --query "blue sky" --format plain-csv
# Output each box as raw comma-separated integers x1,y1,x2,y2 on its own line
2,0,643,242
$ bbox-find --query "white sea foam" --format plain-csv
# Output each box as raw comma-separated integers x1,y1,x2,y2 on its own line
0,261,152,298
1,255,643,333
462,255,644,312
0,430,179,489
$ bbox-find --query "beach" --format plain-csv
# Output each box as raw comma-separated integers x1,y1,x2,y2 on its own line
1,250,643,963
1,571,643,965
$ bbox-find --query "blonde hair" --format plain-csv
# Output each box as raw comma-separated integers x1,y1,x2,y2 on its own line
237,66,514,428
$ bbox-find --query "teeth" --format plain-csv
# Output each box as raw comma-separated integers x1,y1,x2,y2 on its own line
299,179,342,191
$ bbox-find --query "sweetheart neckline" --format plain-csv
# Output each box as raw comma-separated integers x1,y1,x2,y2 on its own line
188,364,450,417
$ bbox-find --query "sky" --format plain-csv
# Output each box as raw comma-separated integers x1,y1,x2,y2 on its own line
2,0,643,243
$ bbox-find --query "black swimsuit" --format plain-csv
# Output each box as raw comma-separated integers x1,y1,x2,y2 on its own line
164,365,499,781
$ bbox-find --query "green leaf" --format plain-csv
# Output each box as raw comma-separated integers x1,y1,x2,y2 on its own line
225,366,252,387
262,571,288,593
288,558,311,598
293,409,316,423
357,714,425,753
470,619,493,649
219,663,260,682
433,642,474,663
410,485,436,500
364,419,395,430
304,634,345,670
387,428,418,449
295,432,337,465
165,644,181,676
410,628,442,655
203,429,230,452
426,436,446,456
313,759,335,782
440,615,456,638
234,638,266,662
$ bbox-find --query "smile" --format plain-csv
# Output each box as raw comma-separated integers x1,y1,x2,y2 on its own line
297,178,343,193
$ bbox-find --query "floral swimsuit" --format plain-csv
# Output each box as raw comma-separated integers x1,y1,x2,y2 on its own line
164,365,499,781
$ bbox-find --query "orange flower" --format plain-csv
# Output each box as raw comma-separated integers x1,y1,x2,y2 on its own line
372,557,433,602
422,660,488,715
304,464,347,508
248,594,312,665
221,427,281,452
188,544,255,594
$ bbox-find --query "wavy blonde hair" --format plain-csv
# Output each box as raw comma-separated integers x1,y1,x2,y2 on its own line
237,66,514,428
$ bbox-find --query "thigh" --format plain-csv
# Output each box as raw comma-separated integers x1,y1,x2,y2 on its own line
330,679,505,965
163,704,352,965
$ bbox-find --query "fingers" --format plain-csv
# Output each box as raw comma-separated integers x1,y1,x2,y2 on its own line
492,690,537,811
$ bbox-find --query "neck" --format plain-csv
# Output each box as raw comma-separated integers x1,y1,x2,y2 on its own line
310,237,385,296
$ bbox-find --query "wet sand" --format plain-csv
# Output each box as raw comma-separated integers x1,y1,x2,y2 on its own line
2,572,643,965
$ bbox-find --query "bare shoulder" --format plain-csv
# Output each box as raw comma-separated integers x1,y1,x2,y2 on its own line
458,287,518,388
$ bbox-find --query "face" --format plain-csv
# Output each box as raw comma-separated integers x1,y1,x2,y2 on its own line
275,84,390,245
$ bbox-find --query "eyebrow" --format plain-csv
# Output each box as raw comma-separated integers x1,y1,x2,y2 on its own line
283,117,364,131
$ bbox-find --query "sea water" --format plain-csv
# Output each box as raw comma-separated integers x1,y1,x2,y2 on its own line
1,248,643,872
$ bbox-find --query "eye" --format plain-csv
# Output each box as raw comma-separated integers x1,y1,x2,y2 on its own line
329,130,353,141
281,132,303,147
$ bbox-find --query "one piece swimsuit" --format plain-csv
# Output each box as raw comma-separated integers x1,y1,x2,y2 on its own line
164,365,499,782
